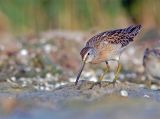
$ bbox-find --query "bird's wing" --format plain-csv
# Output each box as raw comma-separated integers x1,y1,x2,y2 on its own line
86,25,141,50
86,25,141,62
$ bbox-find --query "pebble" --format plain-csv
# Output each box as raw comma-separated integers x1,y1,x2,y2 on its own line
144,94,150,98
89,77,97,82
69,77,76,82
10,77,16,81
55,83,61,88
150,85,159,91
44,44,52,53
55,82,67,88
19,49,28,56
120,90,128,97
46,73,52,78
139,84,145,88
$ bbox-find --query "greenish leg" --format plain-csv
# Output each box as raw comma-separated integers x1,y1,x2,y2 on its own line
90,61,110,89
145,75,152,88
98,61,110,82
112,62,122,86
146,79,151,88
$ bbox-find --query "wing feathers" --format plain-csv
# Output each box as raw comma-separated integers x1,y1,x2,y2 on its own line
126,25,141,39
86,25,141,48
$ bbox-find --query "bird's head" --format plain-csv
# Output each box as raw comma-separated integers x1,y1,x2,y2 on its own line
144,48,160,59
75,47,96,85
143,48,150,66
143,48,160,66
80,47,96,63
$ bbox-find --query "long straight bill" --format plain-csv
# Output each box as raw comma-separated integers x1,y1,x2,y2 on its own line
75,62,86,85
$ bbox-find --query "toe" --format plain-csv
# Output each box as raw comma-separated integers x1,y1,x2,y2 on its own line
89,81,102,89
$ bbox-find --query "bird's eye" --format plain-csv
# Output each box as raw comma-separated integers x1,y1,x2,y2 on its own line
88,53,90,55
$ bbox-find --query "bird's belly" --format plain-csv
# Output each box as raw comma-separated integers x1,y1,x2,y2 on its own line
107,53,120,61
91,51,121,64
91,58,105,64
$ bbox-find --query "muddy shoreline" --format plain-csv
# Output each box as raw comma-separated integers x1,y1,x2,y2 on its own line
0,80,160,119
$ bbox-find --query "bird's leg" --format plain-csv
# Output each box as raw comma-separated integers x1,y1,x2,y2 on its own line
112,61,122,86
145,74,152,88
146,79,152,88
98,61,110,85
90,61,110,89
105,61,110,72
106,60,122,87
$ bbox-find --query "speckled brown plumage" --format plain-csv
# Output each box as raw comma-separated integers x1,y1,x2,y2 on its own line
76,25,141,86
86,25,141,48
81,25,141,64
143,48,160,82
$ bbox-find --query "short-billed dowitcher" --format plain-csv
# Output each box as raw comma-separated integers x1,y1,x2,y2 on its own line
75,25,141,88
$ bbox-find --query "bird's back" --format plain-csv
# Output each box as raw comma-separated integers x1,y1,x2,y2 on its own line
86,25,141,63
86,25,141,49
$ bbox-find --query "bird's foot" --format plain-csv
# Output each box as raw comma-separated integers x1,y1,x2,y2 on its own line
105,79,117,87
89,81,102,89
89,80,118,89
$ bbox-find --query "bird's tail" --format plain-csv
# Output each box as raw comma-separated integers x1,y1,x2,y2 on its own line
126,25,142,39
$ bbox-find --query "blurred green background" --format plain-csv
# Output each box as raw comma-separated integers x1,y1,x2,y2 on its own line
0,0,159,35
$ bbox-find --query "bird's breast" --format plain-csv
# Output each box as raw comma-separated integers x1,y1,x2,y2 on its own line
91,50,121,64
91,53,109,64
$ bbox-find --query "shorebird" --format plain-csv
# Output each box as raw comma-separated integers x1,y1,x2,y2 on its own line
75,25,141,88
143,48,160,86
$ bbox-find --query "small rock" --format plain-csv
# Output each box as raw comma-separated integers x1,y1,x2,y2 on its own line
40,86,45,91
44,44,52,53
139,84,145,88
11,77,16,81
120,90,128,97
46,73,52,78
89,77,97,82
69,77,76,82
151,84,159,91
144,94,150,98
19,49,28,56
